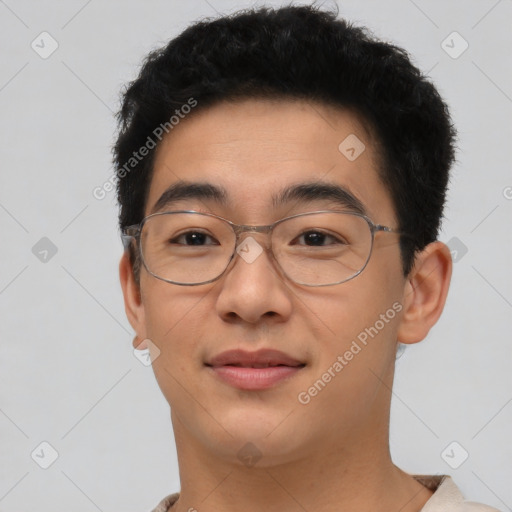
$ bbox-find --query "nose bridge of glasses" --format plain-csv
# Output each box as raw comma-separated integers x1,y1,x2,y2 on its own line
232,223,273,242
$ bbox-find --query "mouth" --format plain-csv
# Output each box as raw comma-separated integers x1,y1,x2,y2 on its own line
218,363,304,368
205,349,306,390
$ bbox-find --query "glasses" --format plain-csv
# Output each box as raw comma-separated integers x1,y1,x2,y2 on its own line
121,210,404,287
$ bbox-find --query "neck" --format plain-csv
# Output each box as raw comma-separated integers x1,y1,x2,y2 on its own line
168,409,432,512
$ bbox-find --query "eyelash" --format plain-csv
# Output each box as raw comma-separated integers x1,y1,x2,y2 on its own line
170,229,345,247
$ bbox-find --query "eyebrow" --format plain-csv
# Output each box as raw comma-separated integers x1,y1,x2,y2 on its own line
150,180,367,216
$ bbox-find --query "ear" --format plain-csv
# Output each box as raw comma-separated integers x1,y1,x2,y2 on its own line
397,241,452,344
119,251,148,350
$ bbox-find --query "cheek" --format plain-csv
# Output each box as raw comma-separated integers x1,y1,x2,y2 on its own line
296,287,402,428
140,279,211,362
141,282,215,410
307,271,402,345
304,255,405,382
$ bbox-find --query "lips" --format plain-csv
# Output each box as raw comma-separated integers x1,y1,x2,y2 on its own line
205,349,306,390
206,348,305,368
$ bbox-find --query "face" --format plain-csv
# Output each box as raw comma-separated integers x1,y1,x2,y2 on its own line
127,98,410,466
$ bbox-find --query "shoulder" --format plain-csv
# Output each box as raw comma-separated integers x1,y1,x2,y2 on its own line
149,491,180,512
412,475,502,512
459,501,502,512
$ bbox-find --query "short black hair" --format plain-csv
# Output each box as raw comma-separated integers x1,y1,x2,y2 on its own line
113,3,456,281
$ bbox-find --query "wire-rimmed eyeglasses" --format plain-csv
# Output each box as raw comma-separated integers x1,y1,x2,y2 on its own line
121,209,405,287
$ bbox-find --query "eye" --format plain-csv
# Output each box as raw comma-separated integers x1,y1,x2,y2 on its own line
170,231,219,246
293,230,346,246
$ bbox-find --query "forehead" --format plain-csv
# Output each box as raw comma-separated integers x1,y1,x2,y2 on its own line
146,98,394,224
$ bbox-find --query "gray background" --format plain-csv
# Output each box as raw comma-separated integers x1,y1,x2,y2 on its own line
1,0,511,510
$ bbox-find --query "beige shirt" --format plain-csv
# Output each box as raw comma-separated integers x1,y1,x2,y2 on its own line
150,475,501,512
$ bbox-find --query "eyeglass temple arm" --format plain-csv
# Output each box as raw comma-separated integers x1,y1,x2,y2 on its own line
374,224,414,238
121,225,140,250
375,225,394,233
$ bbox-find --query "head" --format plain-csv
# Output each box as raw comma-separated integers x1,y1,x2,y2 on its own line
115,5,454,466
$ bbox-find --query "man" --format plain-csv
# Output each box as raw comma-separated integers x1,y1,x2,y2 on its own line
114,5,499,512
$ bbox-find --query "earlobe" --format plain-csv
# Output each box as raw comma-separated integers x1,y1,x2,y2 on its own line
119,251,147,346
397,241,452,344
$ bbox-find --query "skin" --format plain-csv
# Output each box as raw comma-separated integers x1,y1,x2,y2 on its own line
120,98,452,512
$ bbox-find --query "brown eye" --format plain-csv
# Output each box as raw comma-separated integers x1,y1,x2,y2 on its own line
170,231,219,246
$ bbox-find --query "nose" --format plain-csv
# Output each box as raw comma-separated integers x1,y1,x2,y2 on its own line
214,233,293,325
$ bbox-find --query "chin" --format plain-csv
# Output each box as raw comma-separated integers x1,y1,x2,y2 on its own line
229,407,309,446
211,429,305,469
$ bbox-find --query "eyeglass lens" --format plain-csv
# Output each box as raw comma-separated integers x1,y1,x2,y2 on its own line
140,212,373,286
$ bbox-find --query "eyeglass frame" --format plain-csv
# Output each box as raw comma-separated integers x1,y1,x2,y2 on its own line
121,209,407,287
